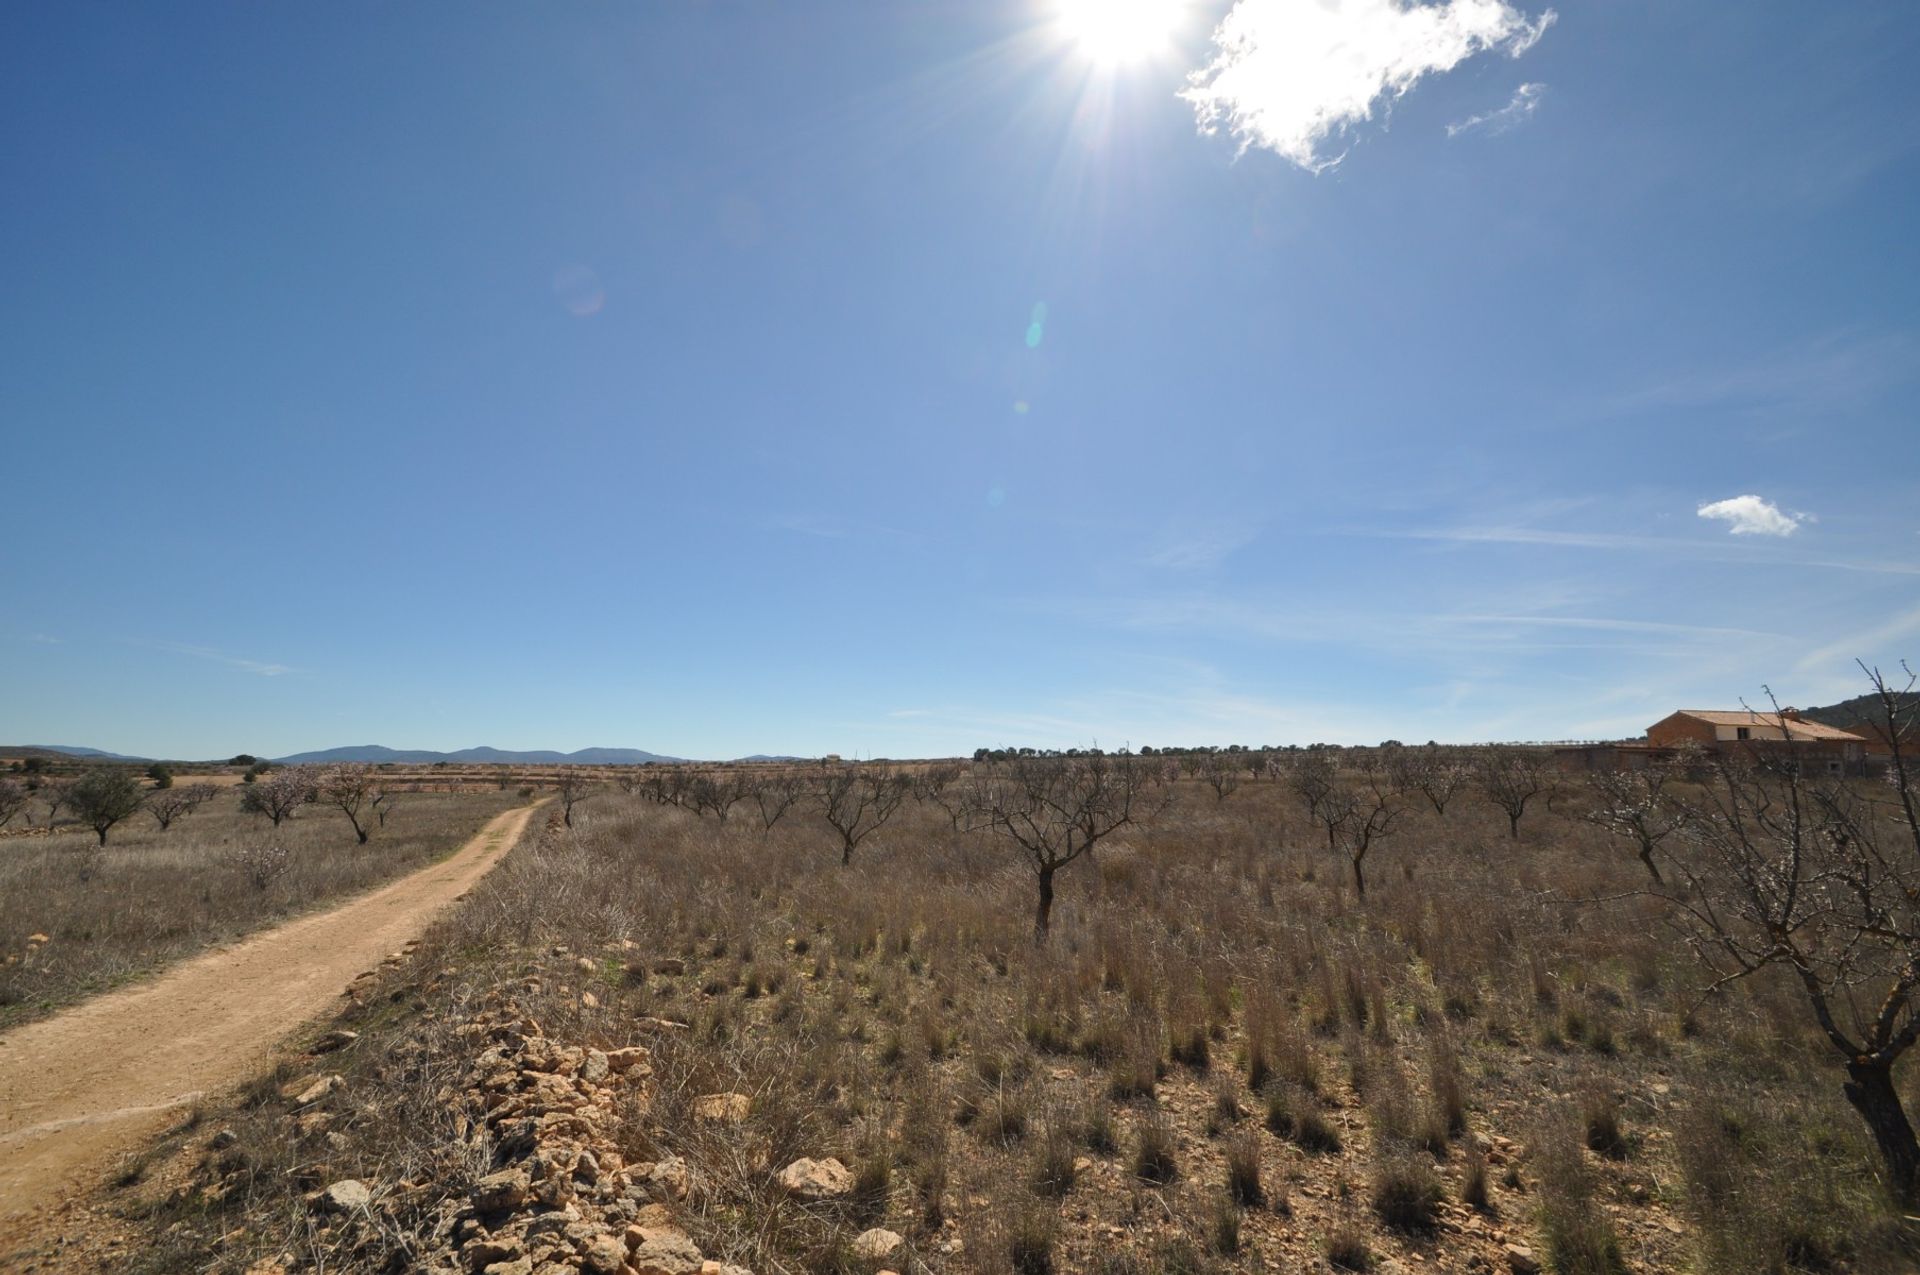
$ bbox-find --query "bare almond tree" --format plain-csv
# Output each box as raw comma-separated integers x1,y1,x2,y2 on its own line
1330,775,1400,899
145,787,196,831
1635,668,1920,1201
690,775,745,821
1474,746,1549,838
38,780,68,830
815,765,911,866
1193,751,1241,802
1404,747,1471,816
372,784,398,828
913,763,963,804
556,770,595,827
964,754,1165,940
318,763,379,844
1287,751,1338,824
1581,755,1692,883
240,768,316,826
748,775,803,832
0,778,29,830
916,763,968,829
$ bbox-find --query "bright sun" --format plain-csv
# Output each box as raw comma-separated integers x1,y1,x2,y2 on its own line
1055,0,1188,66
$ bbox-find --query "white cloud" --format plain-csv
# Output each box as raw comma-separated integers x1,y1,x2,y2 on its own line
1181,0,1557,170
1696,495,1806,537
159,642,295,677
1446,81,1544,137
1142,523,1259,570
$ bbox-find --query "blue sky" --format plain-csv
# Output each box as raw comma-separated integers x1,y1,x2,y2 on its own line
3,1,1916,760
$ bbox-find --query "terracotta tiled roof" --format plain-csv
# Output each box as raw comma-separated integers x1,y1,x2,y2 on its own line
1671,710,1865,743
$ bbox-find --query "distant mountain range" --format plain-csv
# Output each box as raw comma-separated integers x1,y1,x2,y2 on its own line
0,742,808,766
271,745,686,766
5,744,153,762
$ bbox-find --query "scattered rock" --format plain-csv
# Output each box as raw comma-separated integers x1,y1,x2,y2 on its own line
471,1167,531,1213
315,1179,372,1213
692,1093,751,1123
310,1029,360,1055
625,1224,704,1275
208,1128,238,1151
606,1046,652,1074
284,1074,344,1106
579,1232,627,1274
652,958,686,976
775,1157,853,1201
851,1228,904,1260
481,1259,533,1275
464,1236,526,1268
644,1157,690,1200
1504,1244,1541,1274
635,1017,689,1033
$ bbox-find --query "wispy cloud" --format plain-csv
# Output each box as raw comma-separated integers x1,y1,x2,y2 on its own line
1697,494,1805,537
1182,0,1556,170
1795,604,1920,675
1441,614,1784,642
1446,81,1544,137
1376,523,1920,575
1599,330,1920,419
1143,524,1258,571
158,643,295,677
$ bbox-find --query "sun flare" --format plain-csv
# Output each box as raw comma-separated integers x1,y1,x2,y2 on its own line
1055,0,1188,66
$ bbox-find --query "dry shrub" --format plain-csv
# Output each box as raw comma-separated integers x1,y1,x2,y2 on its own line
1534,1113,1628,1275
1132,1112,1179,1185
1225,1132,1263,1206
1371,1153,1443,1232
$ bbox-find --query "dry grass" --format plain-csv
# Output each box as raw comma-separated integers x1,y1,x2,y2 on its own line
0,787,520,1026
95,775,1920,1273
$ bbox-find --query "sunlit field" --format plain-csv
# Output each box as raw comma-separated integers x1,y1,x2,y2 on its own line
0,786,521,1027
113,756,1920,1275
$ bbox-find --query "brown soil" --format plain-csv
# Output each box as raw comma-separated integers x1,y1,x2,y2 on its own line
0,801,539,1239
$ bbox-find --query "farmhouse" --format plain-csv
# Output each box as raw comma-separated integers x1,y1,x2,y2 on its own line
1646,708,1868,776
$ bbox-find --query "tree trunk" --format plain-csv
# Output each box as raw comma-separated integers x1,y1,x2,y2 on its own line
1637,845,1664,884
1506,810,1521,838
1350,852,1366,899
841,839,855,867
1034,866,1055,941
95,826,108,847
1844,1058,1920,1204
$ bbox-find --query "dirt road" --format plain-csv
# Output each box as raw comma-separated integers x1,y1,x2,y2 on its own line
0,801,540,1230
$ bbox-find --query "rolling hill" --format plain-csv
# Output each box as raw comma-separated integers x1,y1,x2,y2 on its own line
271,745,686,766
